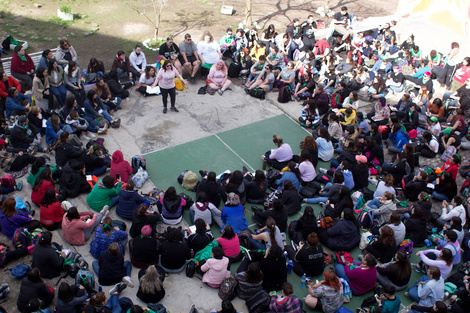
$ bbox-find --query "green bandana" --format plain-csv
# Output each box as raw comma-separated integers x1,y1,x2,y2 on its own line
18,54,27,61
104,224,113,230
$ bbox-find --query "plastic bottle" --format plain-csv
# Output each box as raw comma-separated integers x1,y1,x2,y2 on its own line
286,260,293,274
300,273,307,288
98,285,102,292
283,251,288,259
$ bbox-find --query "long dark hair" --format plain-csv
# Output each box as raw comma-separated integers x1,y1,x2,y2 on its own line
41,188,59,207
58,282,75,303
266,216,279,249
163,186,178,201
343,208,360,231
33,167,54,192
31,157,47,175
254,170,266,190
287,161,301,180
246,262,263,283
319,127,331,142
393,250,411,281
66,206,81,221
300,206,315,221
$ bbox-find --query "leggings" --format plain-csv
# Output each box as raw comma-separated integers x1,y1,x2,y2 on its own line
160,87,176,108
10,154,37,172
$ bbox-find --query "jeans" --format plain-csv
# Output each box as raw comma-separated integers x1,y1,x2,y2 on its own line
0,186,15,194
22,143,45,152
92,260,132,278
408,274,430,302
250,238,267,250
50,84,67,107
86,165,108,177
367,198,382,210
105,293,122,313
110,195,119,208
388,84,405,93
112,97,122,111
331,159,340,169
432,191,450,202
161,87,176,108
83,213,104,242
84,116,99,132
334,262,350,284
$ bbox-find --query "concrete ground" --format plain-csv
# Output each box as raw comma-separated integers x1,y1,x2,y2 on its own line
2,14,470,313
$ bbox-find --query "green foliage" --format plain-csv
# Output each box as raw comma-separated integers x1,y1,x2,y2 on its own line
59,5,72,14
50,16,72,28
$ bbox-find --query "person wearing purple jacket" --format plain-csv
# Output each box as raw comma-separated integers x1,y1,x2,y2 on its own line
262,135,294,170
0,197,41,239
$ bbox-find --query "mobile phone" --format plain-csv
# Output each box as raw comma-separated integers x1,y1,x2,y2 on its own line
116,173,120,180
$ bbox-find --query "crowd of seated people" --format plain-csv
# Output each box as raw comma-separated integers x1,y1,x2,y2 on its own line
2,5,470,313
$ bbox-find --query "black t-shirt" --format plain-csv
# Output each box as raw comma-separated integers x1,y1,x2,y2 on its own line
301,22,317,39
286,24,301,39
391,71,405,84
296,245,324,277
159,43,180,59
325,73,337,85
457,85,470,99
333,12,349,24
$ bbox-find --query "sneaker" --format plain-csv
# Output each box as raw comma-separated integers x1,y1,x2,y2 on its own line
109,282,127,295
357,254,364,261
319,168,328,174
242,166,249,176
27,145,38,155
122,276,134,288
170,107,179,112
30,210,36,217
245,88,250,94
87,132,97,139
100,205,109,216
218,89,223,95
111,118,121,128
261,154,266,161
16,181,23,191
319,202,325,206
245,80,253,88
163,107,167,114
190,77,196,83
226,87,232,91
80,134,90,141
97,127,107,135
201,75,207,81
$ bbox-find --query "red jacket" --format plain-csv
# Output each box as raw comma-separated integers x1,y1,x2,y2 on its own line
31,180,58,206
110,150,133,183
40,202,65,226
0,76,22,99
11,53,35,75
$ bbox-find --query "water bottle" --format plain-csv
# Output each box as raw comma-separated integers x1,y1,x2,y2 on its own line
283,251,288,259
424,238,432,247
286,260,293,274
300,273,307,288
98,285,102,292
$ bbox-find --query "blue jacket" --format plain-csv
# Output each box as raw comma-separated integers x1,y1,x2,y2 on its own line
389,130,408,152
221,204,248,234
89,226,128,259
413,65,431,79
5,93,30,118
45,120,63,145
342,170,355,190
116,189,147,220
275,171,301,192
83,97,105,120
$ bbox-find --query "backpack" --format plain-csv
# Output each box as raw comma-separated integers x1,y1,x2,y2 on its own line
179,193,194,209
12,227,31,250
75,269,95,290
63,252,89,278
142,188,165,206
334,251,353,265
263,190,281,209
357,210,375,229
238,229,252,248
0,175,15,188
131,155,146,174
148,303,168,313
186,260,196,278
182,170,199,191
249,87,266,100
245,289,270,313
228,62,242,78
441,145,457,162
330,92,342,109
6,263,31,279
131,166,149,188
418,114,428,128
398,239,414,257
277,85,292,103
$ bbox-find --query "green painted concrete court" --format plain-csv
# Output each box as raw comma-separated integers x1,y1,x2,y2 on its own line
143,114,451,312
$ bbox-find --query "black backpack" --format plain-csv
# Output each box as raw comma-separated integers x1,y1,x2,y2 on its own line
228,62,242,78
249,87,266,100
278,85,292,103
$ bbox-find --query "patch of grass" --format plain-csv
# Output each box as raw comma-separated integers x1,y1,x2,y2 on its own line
49,16,72,28
59,5,72,14
147,38,165,49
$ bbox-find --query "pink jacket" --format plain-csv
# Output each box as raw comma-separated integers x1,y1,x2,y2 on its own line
201,257,231,287
61,212,97,245
110,150,133,183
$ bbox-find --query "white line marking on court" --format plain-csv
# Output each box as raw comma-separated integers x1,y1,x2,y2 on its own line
214,134,255,172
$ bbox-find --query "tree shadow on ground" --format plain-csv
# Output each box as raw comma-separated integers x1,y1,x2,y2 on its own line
169,10,215,37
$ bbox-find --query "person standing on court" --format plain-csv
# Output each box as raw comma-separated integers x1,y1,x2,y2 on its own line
155,60,188,114
179,34,201,84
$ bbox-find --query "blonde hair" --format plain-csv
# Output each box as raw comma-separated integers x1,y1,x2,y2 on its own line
140,265,163,294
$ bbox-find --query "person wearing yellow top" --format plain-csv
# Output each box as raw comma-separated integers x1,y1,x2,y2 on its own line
337,107,356,127
250,41,267,62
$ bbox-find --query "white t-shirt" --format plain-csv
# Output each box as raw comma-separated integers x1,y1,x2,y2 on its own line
197,41,220,65
429,123,441,137
429,139,439,153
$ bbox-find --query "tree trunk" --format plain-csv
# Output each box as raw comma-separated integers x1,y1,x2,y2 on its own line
246,0,252,26
324,0,330,12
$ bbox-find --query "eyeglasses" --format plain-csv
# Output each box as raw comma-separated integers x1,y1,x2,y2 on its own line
227,33,233,35
186,38,192,41
166,65,172,68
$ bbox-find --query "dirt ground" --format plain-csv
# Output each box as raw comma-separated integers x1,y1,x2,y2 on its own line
1,0,400,68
